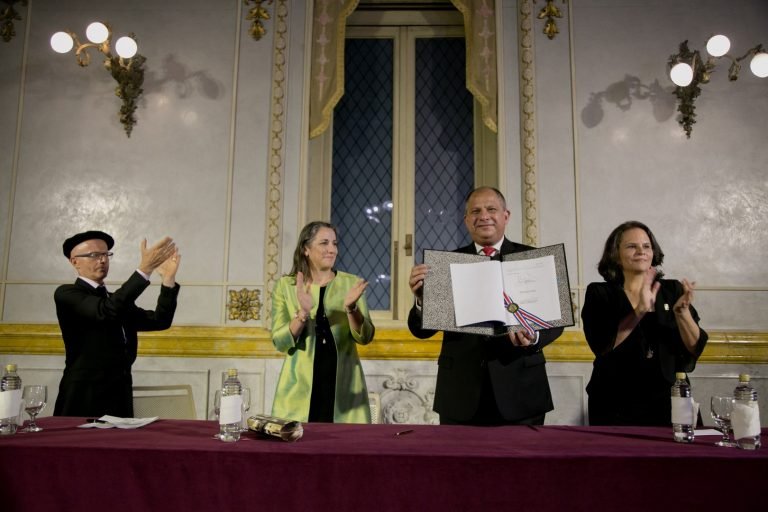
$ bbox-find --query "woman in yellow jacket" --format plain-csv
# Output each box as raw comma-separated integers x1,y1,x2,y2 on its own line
271,221,375,423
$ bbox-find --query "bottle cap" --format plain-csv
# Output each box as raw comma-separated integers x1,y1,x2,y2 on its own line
227,368,238,377
5,364,16,372
675,372,686,380
738,373,750,382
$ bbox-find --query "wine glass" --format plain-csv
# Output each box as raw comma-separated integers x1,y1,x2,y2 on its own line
212,390,222,439
710,395,736,447
240,388,251,432
21,385,47,433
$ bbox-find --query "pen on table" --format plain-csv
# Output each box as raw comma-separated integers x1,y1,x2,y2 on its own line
394,429,414,437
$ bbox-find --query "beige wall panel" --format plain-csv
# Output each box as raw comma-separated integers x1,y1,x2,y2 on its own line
498,1,523,238
278,0,309,275
228,14,275,284
575,2,768,332
694,290,768,331
6,1,240,291
3,285,57,323
131,368,210,420
136,284,224,325
531,8,578,284
0,9,26,264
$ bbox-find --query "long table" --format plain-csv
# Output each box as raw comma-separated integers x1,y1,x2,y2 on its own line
1,417,766,511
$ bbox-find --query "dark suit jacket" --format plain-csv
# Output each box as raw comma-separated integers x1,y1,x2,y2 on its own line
53,272,180,417
408,238,563,423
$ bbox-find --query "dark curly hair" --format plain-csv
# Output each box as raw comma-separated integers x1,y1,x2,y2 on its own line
597,221,664,285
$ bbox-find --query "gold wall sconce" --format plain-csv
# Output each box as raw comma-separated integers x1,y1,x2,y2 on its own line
244,0,274,41
0,0,27,42
50,22,146,137
668,35,767,138
537,0,566,40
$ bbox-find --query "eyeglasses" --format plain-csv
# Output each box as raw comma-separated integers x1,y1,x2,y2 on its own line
72,251,113,260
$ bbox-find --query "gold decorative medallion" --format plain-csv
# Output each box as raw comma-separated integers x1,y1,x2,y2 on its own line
227,288,262,322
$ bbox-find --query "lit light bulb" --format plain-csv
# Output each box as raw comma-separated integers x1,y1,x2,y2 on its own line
749,52,768,78
670,62,694,87
114,36,138,58
50,31,74,53
706,35,730,57
85,22,109,44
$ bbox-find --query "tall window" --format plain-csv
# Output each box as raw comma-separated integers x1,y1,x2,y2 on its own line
309,12,495,322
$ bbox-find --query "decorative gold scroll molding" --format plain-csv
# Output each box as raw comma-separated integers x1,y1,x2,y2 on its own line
519,0,539,246
2,324,768,364
264,0,289,326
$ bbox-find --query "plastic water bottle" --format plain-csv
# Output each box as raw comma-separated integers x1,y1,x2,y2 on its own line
671,372,695,443
732,374,761,450
0,364,22,436
218,368,243,443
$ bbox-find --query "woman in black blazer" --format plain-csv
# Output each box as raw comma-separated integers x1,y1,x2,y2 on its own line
582,221,707,426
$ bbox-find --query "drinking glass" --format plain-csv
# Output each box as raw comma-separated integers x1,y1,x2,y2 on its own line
212,390,222,439
240,388,251,432
21,385,47,433
710,395,736,447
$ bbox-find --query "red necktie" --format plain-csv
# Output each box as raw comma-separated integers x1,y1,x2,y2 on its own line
481,246,496,257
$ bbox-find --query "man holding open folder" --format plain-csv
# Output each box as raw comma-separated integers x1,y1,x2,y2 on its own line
407,187,563,426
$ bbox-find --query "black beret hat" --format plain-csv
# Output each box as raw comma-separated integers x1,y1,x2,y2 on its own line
62,230,115,258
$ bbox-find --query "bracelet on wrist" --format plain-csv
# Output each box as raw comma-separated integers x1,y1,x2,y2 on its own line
345,303,358,314
294,309,309,323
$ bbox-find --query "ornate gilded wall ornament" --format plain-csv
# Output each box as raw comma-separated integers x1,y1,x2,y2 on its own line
244,0,274,41
536,0,566,40
0,0,27,43
227,288,263,322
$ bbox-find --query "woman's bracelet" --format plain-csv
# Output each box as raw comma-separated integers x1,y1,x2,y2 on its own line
345,302,358,314
294,309,309,323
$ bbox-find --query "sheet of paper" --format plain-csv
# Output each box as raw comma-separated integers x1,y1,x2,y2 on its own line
694,429,722,436
500,255,561,325
450,261,507,326
77,415,159,429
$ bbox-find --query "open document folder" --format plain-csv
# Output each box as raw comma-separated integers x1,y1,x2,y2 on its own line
421,244,574,336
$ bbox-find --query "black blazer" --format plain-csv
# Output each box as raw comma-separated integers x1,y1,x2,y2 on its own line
53,272,180,417
581,279,708,425
408,238,563,423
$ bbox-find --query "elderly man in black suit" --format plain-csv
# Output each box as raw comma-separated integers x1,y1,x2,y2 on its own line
53,230,181,418
408,187,563,426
